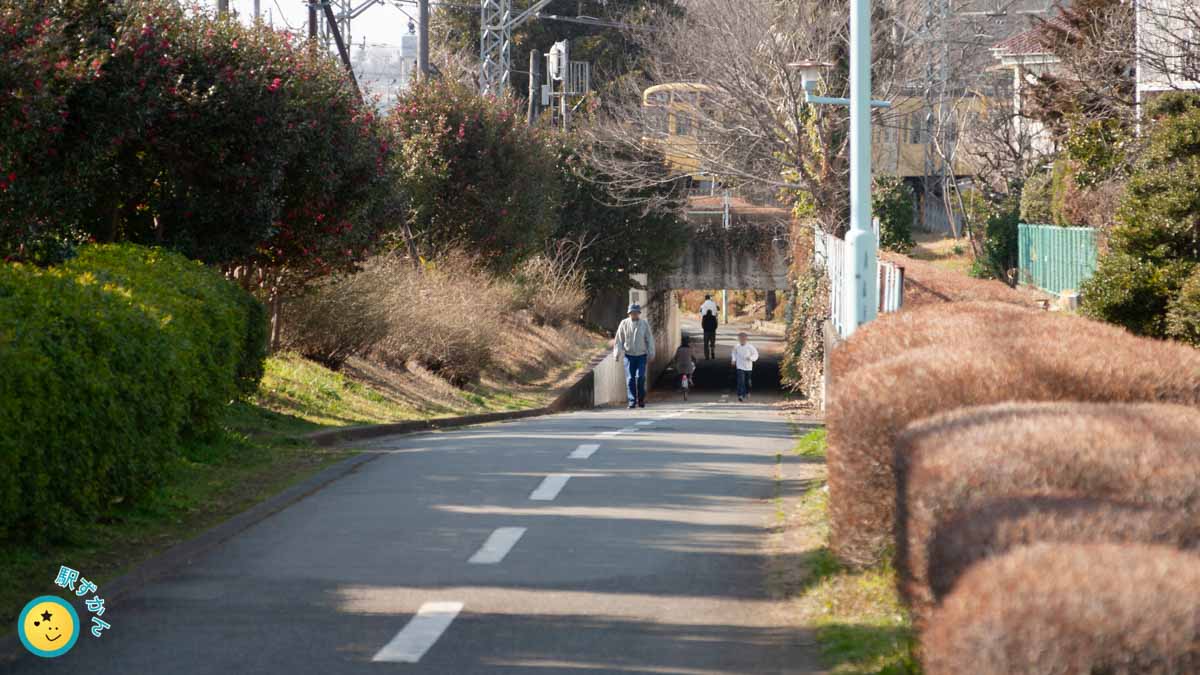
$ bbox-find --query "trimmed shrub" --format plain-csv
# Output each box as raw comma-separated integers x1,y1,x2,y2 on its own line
1,0,390,280
1018,170,1053,224
825,328,1200,570
926,496,1200,608
1166,266,1200,347
874,176,916,253
61,245,266,430
829,300,1036,379
898,402,1200,623
0,243,266,540
1080,92,1200,337
1081,252,1191,338
969,195,1021,282
883,254,1046,308
388,79,562,272
923,543,1200,675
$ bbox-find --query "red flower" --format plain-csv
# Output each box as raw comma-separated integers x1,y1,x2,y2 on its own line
267,77,281,92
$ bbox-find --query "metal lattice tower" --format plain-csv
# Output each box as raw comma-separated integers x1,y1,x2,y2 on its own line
480,0,512,96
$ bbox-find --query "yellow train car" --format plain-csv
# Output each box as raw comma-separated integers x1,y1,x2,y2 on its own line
642,82,718,191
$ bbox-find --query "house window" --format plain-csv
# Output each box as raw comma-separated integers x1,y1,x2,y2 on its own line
1185,28,1200,81
909,111,926,144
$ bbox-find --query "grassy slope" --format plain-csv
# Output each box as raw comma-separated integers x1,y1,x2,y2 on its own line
2,339,602,632
906,232,972,275
779,429,919,674
0,399,353,635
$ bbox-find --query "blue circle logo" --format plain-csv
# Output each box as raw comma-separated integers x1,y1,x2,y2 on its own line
17,595,79,658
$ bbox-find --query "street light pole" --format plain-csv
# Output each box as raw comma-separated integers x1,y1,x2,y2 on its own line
418,0,430,79
844,0,877,336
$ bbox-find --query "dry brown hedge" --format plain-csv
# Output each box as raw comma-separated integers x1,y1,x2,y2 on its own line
829,300,1037,379
883,253,1048,308
926,495,1200,616
825,332,1200,570
923,543,1200,675
897,402,1200,624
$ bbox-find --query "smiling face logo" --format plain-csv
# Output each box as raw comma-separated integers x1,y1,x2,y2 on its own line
17,596,79,658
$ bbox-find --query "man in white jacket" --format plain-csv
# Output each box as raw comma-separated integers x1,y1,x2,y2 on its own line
613,303,655,408
730,331,759,402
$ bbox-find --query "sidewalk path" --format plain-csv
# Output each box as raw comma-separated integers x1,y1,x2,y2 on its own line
6,329,822,674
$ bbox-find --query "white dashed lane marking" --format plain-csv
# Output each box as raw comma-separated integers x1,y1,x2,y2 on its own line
468,527,526,564
372,601,464,663
569,443,600,459
529,474,572,501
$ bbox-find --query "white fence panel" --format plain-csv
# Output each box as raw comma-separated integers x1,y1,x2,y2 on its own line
813,226,904,338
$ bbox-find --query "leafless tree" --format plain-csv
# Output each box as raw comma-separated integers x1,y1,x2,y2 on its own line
583,0,926,233
1136,0,1200,95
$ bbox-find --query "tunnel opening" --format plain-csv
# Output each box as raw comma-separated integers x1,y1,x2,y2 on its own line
652,289,787,402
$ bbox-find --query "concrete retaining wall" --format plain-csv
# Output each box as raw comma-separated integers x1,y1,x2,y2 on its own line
660,239,791,290
563,288,683,408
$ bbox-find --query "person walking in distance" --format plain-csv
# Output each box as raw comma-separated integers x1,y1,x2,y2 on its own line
731,331,759,402
673,335,696,398
613,303,655,409
699,294,719,360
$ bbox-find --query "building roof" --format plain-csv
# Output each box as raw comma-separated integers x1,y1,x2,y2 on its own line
991,15,1072,58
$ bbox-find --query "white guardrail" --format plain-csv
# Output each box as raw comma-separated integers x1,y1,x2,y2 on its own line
812,221,904,338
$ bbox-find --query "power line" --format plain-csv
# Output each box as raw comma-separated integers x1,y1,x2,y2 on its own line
533,13,660,32
272,0,299,30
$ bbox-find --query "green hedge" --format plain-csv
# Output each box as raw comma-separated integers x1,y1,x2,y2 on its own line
0,244,267,540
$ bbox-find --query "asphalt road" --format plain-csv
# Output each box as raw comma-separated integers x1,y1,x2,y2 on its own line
6,327,820,675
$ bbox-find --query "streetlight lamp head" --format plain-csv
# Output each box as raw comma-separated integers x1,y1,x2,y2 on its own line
787,60,834,94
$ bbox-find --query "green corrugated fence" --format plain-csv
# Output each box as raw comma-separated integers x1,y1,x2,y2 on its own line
1018,223,1099,295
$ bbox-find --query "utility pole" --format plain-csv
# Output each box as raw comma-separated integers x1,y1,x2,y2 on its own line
321,2,360,94
418,0,430,79
527,49,541,123
844,0,878,335
218,0,230,14
480,0,555,95
308,1,319,41
254,0,261,18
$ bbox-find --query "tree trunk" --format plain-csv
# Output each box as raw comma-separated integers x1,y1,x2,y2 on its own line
269,286,284,352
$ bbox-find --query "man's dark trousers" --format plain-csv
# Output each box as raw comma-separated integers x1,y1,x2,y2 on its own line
736,368,753,399
624,353,648,406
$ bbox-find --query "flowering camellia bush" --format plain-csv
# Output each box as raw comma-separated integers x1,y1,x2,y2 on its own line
388,79,561,271
0,0,390,283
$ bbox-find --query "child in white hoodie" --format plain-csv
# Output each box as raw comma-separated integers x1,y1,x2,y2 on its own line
730,332,759,402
